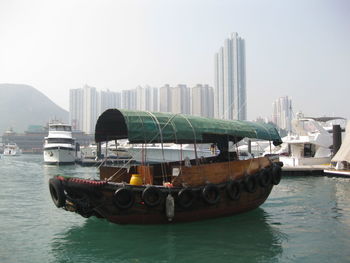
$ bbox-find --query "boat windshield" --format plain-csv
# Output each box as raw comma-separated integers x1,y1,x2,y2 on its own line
47,138,74,144
50,125,72,131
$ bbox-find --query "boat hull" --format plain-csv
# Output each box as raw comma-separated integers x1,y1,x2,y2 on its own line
43,147,75,164
280,156,330,167
3,144,21,156
48,159,281,224
104,185,273,224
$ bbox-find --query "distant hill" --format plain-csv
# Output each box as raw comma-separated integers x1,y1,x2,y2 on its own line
0,84,68,134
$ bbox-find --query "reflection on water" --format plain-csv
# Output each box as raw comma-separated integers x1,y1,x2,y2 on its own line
50,209,285,263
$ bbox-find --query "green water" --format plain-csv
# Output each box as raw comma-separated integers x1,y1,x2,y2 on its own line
1,155,350,263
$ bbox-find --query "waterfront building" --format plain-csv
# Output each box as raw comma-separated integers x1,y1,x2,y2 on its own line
69,88,84,131
98,89,121,116
82,85,98,135
214,32,246,120
272,96,293,132
70,86,121,134
1,126,94,153
136,85,159,112
191,84,214,118
159,84,172,113
121,89,137,110
171,84,190,114
149,86,159,112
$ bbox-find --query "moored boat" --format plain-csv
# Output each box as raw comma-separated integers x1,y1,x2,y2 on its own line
125,143,218,163
324,121,350,177
49,109,283,224
265,115,344,167
3,143,21,156
43,123,76,165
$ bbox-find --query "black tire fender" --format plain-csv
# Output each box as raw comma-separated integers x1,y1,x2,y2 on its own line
113,187,135,210
272,164,282,185
142,186,162,207
201,184,221,205
258,168,272,187
177,188,195,208
243,175,257,193
49,178,66,208
226,180,241,200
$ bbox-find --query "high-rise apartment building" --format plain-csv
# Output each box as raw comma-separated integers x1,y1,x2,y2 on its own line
69,86,121,134
136,85,159,112
214,32,246,120
121,89,137,110
69,88,84,130
191,84,214,118
159,84,172,113
171,84,190,114
82,85,98,134
70,83,216,134
272,96,293,132
98,89,121,116
148,87,159,112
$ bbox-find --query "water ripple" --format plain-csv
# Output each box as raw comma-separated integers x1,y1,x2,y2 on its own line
1,156,350,263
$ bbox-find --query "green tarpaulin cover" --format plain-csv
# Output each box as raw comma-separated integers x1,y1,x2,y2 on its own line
95,109,282,146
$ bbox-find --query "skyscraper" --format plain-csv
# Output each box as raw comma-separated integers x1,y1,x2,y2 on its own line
191,84,214,118
214,32,246,120
136,85,159,112
98,89,121,116
121,89,137,110
272,96,293,132
69,88,84,130
159,84,172,113
82,85,98,134
171,84,190,114
69,86,121,134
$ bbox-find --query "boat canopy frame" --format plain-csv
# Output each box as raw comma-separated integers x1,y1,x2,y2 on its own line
95,109,282,146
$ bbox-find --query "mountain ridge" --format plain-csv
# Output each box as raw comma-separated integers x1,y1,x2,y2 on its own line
0,83,68,134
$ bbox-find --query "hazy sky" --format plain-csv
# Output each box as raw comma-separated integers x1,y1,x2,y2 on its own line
0,0,349,120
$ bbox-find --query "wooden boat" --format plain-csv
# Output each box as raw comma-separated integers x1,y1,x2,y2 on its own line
49,109,283,224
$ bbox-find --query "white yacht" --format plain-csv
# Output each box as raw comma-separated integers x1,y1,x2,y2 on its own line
265,114,343,167
125,143,218,163
3,143,21,156
79,140,131,160
43,123,76,165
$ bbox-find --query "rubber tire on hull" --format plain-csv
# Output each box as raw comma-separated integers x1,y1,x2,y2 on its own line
177,188,195,208
243,175,257,193
258,168,272,187
113,187,135,210
49,178,66,208
272,164,282,185
226,180,241,200
201,184,221,205
142,186,162,207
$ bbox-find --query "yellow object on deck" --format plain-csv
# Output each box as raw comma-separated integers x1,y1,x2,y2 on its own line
130,174,143,186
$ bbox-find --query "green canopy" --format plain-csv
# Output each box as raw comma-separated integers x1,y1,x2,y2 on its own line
95,109,282,146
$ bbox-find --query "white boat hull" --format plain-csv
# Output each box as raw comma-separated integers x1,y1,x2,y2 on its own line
43,147,76,164
3,145,21,156
3,151,21,156
127,145,217,163
279,156,331,167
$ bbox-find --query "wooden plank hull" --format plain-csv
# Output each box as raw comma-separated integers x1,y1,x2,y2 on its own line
49,157,282,224
102,185,273,224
